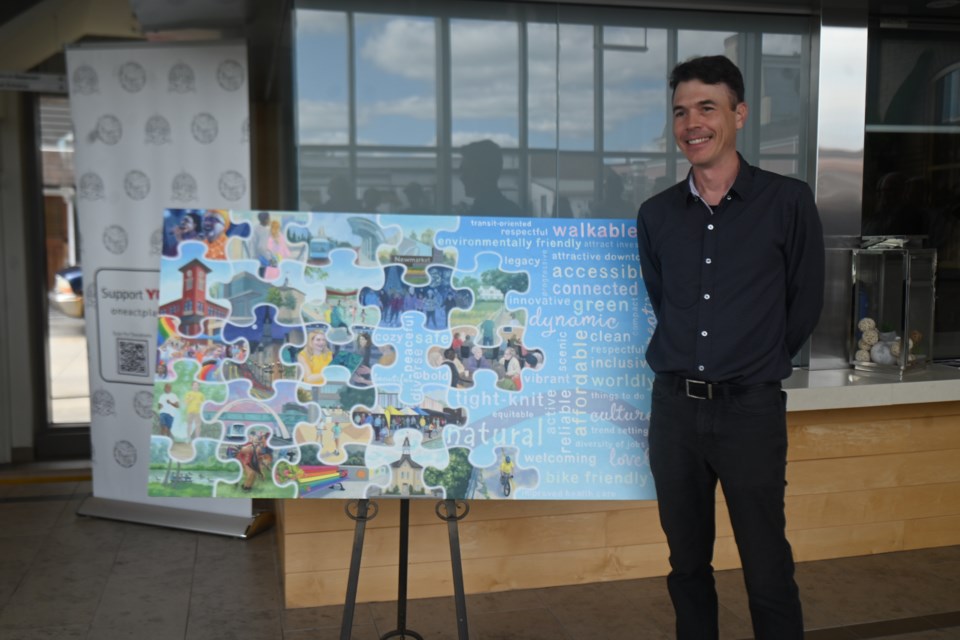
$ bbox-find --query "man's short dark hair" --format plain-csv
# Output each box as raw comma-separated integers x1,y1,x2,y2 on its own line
461,139,504,180
669,55,745,106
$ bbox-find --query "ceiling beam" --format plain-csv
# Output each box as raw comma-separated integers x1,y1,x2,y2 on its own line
0,0,141,72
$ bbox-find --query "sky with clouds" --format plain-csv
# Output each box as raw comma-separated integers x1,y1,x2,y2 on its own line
294,9,806,153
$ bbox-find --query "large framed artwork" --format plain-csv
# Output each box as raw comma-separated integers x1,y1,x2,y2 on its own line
151,210,655,500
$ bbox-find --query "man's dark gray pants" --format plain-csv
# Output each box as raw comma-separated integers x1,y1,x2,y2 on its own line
649,375,804,640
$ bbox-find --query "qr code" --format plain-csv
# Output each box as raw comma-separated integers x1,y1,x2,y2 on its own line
117,338,149,377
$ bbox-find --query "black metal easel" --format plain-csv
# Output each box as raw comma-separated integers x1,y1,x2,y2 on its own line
340,498,471,640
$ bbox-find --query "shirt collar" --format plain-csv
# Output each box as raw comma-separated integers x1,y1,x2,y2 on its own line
683,152,754,203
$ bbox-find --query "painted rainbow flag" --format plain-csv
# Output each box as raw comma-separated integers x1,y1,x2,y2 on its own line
158,316,178,343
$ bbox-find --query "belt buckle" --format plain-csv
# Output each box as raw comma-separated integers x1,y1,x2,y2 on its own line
685,379,712,400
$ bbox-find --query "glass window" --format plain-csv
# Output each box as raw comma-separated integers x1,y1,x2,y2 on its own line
357,151,439,214
603,27,669,153
450,19,520,148
864,26,960,358
760,34,805,164
295,10,349,145
295,1,811,219
355,14,437,146
527,22,559,150
559,24,595,151
529,151,596,218
677,29,737,62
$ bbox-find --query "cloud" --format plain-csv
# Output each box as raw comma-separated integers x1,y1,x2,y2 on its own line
603,87,665,128
360,95,436,119
360,18,436,81
297,99,349,144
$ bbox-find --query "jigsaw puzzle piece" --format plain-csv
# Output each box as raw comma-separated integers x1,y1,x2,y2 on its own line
152,359,228,461
213,425,297,498
220,305,302,399
274,443,373,499
161,209,209,259
147,436,220,498
353,383,465,452
157,241,234,341
421,446,476,500
216,379,317,450
322,327,397,389
291,408,371,465
449,252,530,350
224,210,311,277
472,446,539,499
364,429,449,498
376,215,459,287
368,313,451,395
359,264,472,331
206,257,313,326
425,321,543,393
161,209,249,261
156,314,239,384
288,212,400,269
299,249,386,341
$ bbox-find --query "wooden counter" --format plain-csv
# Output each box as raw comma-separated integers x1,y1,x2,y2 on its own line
277,388,960,608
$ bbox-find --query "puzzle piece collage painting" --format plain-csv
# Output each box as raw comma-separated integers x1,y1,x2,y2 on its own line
150,209,656,500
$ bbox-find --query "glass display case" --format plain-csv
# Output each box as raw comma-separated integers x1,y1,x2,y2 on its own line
851,237,937,375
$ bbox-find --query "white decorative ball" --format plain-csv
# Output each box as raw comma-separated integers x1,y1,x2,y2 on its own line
890,340,901,357
862,328,880,345
858,339,870,351
858,317,877,332
855,349,871,362
870,342,896,365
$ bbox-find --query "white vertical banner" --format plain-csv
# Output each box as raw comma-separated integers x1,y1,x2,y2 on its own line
68,42,252,519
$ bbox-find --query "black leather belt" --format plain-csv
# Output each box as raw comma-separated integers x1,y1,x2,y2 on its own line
655,373,780,400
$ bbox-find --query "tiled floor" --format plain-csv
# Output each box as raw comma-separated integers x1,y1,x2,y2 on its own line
2,474,960,639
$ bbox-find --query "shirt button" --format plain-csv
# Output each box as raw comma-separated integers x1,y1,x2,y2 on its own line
703,294,711,300
698,365,705,372
707,224,714,230
701,330,708,337
705,258,712,264
726,195,732,201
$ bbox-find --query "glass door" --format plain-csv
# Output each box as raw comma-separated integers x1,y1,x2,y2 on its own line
39,94,92,451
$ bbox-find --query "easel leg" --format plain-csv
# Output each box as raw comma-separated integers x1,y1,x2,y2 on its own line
340,499,378,640
436,499,471,640
381,498,423,639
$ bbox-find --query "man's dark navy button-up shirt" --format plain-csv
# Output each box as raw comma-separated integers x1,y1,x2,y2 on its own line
637,155,825,385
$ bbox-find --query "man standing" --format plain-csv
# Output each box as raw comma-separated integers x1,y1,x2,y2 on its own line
156,384,180,439
183,381,205,440
637,56,824,639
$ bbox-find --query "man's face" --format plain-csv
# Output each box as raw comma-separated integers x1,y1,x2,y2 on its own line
203,213,221,234
672,79,746,170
